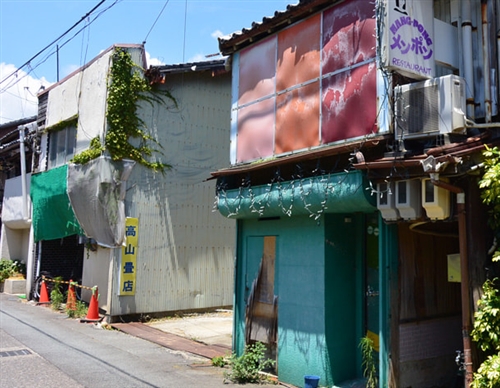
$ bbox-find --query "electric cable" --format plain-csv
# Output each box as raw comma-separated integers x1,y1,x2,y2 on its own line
0,0,106,87
182,0,188,63
0,0,122,96
143,1,170,45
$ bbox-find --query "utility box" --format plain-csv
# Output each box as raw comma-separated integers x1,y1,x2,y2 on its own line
396,179,422,220
422,178,450,220
377,182,399,221
447,253,461,282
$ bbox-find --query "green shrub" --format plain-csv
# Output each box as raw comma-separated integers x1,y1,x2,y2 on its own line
0,259,16,282
224,342,275,384
12,260,26,277
50,277,64,310
211,355,227,368
67,300,88,319
471,354,500,388
471,278,500,388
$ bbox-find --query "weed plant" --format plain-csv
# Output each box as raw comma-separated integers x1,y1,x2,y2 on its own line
67,300,88,319
360,336,378,388
50,277,64,310
211,355,228,368
223,342,275,384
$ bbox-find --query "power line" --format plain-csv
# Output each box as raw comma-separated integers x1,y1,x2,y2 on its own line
143,1,170,45
0,0,122,95
0,0,107,88
182,0,188,63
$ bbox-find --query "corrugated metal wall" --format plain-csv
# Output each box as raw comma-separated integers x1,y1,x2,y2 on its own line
109,70,235,316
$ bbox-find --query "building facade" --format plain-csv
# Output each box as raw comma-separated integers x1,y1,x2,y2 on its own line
8,44,235,320
213,0,500,387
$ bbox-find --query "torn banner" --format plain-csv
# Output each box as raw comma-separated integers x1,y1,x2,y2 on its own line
67,156,135,248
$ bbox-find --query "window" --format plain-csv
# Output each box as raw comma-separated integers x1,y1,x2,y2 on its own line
48,125,76,168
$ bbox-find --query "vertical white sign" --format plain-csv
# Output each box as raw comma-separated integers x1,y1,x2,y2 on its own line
384,0,435,79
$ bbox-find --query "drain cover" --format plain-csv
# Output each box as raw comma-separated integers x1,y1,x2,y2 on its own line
0,349,32,357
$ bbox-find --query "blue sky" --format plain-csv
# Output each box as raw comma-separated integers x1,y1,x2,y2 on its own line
0,0,293,124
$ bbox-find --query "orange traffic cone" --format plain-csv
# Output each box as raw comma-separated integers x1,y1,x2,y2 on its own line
66,280,76,312
38,280,50,305
81,286,101,322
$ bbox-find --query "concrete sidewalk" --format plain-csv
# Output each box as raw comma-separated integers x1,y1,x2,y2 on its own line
111,310,233,360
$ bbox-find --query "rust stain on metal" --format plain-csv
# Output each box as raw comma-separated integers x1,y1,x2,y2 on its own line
245,237,278,347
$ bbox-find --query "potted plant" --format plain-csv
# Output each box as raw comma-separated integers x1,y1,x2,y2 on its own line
11,260,26,279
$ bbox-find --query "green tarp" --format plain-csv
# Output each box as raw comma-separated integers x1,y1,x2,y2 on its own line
30,165,83,242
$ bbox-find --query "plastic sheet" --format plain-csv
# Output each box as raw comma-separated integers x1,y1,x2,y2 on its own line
67,156,135,248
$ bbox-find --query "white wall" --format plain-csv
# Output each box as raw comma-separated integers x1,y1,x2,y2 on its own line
0,227,30,262
45,50,112,155
81,246,112,310
1,174,31,228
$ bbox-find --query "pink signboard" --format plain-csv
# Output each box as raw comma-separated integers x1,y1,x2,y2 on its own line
234,0,377,164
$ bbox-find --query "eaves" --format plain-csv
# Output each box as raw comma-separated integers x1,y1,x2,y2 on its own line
150,59,226,75
38,43,146,97
353,132,500,181
218,0,342,56
210,134,389,178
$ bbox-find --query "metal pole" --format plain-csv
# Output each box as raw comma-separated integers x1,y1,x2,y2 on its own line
430,179,474,386
18,126,28,220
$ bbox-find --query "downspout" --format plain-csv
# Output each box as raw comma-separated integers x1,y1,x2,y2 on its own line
481,2,492,122
497,0,500,109
429,176,473,387
18,126,28,221
462,0,476,119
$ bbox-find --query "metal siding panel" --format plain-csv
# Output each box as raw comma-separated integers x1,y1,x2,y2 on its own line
239,37,277,105
233,0,379,165
110,72,235,316
276,14,321,92
322,0,376,73
321,62,377,143
275,82,320,153
236,97,276,162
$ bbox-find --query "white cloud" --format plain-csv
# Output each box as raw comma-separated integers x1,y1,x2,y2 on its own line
146,52,165,67
211,30,224,40
0,63,52,125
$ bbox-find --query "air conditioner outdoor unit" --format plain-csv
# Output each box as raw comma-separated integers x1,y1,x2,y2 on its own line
377,182,399,221
395,179,422,220
394,75,466,139
422,178,450,220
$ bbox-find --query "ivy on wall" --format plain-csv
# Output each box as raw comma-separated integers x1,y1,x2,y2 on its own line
72,48,175,172
480,145,500,255
472,145,500,387
46,114,78,133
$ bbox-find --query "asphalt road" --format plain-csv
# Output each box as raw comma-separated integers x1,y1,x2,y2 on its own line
0,293,245,388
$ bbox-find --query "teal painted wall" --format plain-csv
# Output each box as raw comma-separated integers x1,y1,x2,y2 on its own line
235,213,368,387
235,216,326,387
324,213,365,385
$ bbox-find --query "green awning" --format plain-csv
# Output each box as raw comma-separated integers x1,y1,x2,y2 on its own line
30,165,83,242
217,170,376,219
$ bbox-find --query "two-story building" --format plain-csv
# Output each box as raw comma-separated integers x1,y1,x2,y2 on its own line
4,44,236,321
0,116,37,292
213,0,500,387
